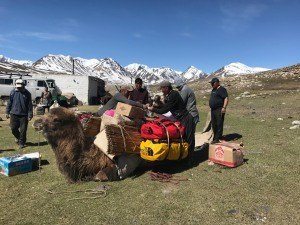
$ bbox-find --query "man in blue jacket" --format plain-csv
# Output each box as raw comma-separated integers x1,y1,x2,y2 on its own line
6,79,33,149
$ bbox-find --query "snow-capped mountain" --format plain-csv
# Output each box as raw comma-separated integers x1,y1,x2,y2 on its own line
0,55,272,84
0,55,33,66
125,63,182,84
91,58,132,84
32,55,131,83
181,66,207,80
211,62,270,78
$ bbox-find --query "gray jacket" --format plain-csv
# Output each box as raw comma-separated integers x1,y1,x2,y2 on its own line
178,85,199,118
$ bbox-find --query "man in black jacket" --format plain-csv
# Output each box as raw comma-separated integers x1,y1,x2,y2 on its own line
147,80,195,166
6,79,33,149
209,78,229,143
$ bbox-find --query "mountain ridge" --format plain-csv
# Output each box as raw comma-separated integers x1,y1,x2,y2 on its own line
0,54,272,84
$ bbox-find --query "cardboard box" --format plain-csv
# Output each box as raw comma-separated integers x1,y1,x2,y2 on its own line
115,102,145,119
0,155,32,176
209,142,244,167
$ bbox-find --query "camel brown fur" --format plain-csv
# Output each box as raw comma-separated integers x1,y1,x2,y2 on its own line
39,107,115,183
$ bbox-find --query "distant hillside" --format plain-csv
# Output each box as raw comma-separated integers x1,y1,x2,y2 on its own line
195,64,300,93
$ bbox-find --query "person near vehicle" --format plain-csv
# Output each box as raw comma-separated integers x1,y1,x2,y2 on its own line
41,87,52,112
174,77,199,127
97,85,147,117
147,80,195,166
129,78,149,104
5,79,33,149
209,77,229,144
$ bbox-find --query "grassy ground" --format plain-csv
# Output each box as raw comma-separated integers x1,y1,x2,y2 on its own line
0,89,299,225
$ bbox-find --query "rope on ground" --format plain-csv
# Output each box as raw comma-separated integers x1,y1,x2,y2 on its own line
45,184,110,201
149,171,190,184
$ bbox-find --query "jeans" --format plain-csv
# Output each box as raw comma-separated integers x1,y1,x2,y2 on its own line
10,114,29,145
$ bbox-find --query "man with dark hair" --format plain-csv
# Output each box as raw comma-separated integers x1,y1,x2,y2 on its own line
129,77,149,104
209,78,229,144
6,79,33,149
147,80,195,166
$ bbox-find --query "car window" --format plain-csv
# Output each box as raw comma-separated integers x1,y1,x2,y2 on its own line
46,80,55,88
37,80,46,87
0,79,13,85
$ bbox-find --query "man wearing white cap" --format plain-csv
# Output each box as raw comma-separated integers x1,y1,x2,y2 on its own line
6,79,33,149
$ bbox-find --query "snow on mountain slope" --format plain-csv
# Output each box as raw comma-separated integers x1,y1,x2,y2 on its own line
0,55,273,85
92,58,132,84
0,55,33,66
181,66,207,80
125,63,182,84
211,62,270,77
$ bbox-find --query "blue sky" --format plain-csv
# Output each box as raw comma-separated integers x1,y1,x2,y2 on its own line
1,0,299,73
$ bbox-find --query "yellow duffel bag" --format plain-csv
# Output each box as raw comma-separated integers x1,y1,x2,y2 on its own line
140,139,189,161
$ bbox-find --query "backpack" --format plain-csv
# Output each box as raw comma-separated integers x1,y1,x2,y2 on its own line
140,118,185,140
140,139,189,161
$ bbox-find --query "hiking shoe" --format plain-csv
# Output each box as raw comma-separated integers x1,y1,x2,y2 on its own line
19,144,25,149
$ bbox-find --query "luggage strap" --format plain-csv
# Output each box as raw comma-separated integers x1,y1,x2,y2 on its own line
155,120,185,160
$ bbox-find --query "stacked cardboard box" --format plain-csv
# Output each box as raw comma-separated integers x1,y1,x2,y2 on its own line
115,102,145,119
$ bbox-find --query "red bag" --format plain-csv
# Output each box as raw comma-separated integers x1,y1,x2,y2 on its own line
140,118,185,140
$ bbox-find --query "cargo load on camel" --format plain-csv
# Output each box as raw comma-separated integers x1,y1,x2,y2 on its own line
33,102,244,183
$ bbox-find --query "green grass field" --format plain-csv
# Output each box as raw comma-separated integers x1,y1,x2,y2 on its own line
0,89,299,225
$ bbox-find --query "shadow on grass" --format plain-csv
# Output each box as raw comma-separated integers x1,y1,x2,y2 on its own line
133,144,210,178
222,133,243,141
31,159,50,172
0,149,16,154
26,141,48,147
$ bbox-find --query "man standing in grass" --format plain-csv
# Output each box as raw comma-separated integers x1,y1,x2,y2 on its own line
209,78,229,144
5,79,33,149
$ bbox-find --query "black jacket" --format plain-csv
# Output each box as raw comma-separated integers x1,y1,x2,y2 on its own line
152,90,188,120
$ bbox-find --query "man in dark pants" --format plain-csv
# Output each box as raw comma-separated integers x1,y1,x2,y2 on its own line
209,78,229,144
147,81,195,166
6,79,33,149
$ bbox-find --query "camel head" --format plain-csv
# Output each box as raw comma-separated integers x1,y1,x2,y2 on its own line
33,107,84,147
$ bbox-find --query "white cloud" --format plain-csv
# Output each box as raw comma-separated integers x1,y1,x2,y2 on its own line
220,1,267,32
23,32,78,41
